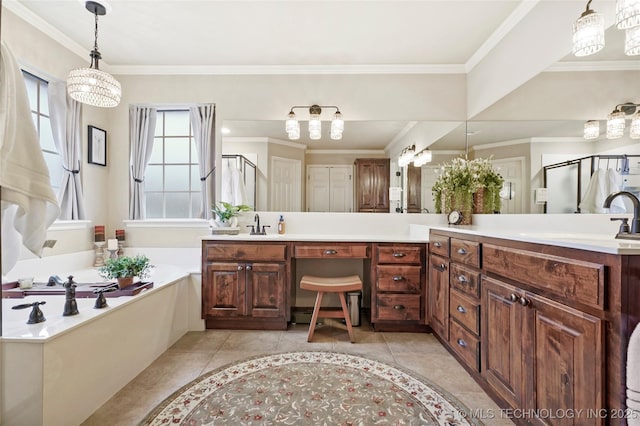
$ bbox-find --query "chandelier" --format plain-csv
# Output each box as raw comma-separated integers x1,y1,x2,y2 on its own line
572,0,640,57
67,1,121,108
285,105,343,140
583,102,640,140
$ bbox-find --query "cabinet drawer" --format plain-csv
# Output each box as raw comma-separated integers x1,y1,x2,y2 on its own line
377,265,421,292
483,244,604,309
450,289,480,336
377,246,422,264
449,263,480,298
450,238,480,267
205,244,286,262
294,244,368,259
430,235,449,257
449,319,480,372
376,294,421,321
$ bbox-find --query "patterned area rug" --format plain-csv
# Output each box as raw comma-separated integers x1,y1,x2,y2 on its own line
140,351,483,425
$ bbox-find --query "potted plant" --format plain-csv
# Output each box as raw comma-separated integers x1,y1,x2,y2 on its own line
211,201,252,227
98,254,153,288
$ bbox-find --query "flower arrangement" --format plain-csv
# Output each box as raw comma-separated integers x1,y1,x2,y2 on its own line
432,156,504,215
211,201,252,225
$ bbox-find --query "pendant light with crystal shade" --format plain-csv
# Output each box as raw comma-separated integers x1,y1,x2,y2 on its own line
67,1,121,108
285,105,343,140
572,0,605,57
616,0,640,29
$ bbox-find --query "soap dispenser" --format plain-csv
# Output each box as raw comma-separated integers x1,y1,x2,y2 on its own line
278,215,285,234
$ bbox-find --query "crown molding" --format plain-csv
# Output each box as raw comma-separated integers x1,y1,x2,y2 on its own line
306,149,386,155
546,60,640,72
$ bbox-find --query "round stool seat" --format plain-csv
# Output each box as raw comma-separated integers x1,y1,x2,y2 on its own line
300,275,363,292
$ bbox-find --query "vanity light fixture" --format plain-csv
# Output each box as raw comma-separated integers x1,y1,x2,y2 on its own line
66,1,121,108
573,0,640,57
584,102,640,140
285,105,343,140
398,145,416,167
413,148,433,167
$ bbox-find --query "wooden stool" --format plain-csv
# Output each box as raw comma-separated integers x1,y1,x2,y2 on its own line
300,274,363,343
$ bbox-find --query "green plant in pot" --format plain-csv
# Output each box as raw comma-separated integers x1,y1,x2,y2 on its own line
211,201,252,227
99,254,153,288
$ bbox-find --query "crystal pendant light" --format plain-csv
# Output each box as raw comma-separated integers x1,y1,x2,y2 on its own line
607,109,627,139
67,1,121,108
285,111,300,140
583,120,600,140
330,111,344,140
626,26,640,55
572,0,605,57
308,105,322,140
616,0,640,29
631,112,640,139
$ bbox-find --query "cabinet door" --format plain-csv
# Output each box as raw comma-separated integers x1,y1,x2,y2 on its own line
482,276,524,409
406,165,422,213
355,159,390,212
203,262,246,317
524,293,603,426
428,255,449,339
246,263,286,318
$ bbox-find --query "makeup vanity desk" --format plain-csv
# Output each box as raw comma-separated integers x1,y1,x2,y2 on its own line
201,234,429,332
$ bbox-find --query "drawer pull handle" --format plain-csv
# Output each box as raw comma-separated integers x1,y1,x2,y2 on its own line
457,275,467,283
392,275,405,281
456,305,467,313
237,265,244,271
393,305,405,310
519,297,531,307
433,242,442,248
324,249,338,255
393,252,406,258
457,248,467,255
435,264,447,272
509,293,519,302
457,338,467,348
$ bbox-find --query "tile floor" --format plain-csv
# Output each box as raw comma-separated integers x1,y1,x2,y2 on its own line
82,320,514,425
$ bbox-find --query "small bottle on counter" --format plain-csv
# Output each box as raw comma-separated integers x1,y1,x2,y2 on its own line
278,215,285,234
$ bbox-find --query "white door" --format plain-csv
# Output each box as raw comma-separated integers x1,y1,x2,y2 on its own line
271,156,301,212
421,166,440,213
492,157,525,214
307,165,353,212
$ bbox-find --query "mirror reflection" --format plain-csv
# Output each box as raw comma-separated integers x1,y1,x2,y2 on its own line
221,120,640,214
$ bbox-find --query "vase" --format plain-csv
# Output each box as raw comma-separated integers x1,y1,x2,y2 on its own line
117,276,134,289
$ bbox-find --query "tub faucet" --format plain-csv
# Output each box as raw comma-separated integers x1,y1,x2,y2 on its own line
604,191,640,234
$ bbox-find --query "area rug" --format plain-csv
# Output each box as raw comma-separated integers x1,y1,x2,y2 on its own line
140,351,483,425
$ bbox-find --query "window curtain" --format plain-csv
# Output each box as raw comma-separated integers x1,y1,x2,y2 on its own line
189,104,216,219
129,106,157,220
48,81,85,220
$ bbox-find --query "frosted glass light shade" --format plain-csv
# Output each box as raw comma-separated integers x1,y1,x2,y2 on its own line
308,112,322,140
330,112,344,140
67,67,121,107
397,146,415,167
616,0,640,29
573,10,605,56
625,26,640,55
285,112,298,132
631,112,640,139
584,120,600,140
607,110,627,139
413,149,432,167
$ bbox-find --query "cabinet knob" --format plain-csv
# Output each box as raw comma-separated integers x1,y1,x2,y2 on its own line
393,305,405,310
509,293,518,302
393,252,406,258
246,265,252,271
392,275,405,281
457,248,467,255
456,305,467,314
237,265,244,271
436,264,447,272
433,242,442,248
519,297,531,307
324,249,338,255
457,275,467,283
457,338,467,348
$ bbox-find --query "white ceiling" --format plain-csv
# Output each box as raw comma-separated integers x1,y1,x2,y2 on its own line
6,0,637,151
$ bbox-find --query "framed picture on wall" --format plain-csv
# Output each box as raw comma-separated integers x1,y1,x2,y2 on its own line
88,125,107,166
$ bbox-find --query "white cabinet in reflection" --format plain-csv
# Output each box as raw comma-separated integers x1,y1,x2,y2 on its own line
307,165,354,212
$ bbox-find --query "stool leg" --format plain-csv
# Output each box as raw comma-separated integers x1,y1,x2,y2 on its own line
308,291,324,342
338,292,355,343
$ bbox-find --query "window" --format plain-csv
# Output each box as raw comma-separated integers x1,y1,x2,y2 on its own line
145,110,201,218
22,71,62,194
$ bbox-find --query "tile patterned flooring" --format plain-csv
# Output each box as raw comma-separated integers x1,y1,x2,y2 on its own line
82,320,514,425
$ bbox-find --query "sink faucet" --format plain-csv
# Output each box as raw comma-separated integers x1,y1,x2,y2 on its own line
254,214,260,233
604,191,640,233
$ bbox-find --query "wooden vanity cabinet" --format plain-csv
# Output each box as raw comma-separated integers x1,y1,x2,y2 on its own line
371,243,427,332
202,241,289,330
354,158,390,212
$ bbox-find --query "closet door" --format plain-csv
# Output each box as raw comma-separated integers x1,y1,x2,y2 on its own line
306,165,353,212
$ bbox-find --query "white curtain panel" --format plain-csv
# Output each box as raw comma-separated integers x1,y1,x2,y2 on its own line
48,81,85,220
129,106,157,220
189,104,216,219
